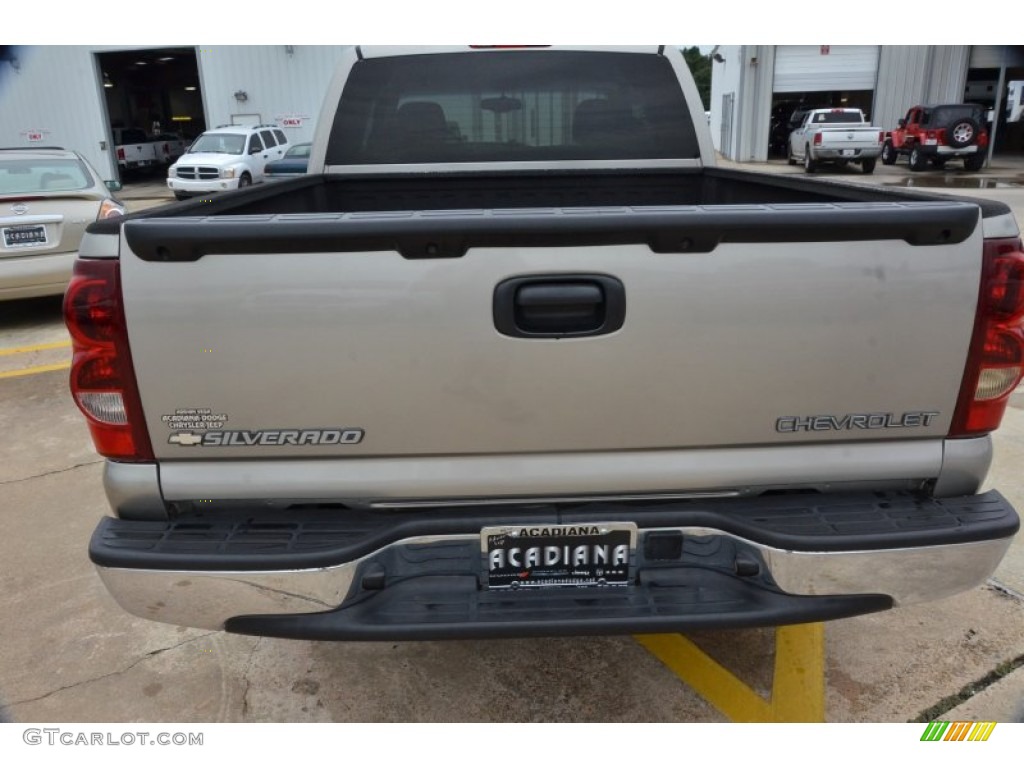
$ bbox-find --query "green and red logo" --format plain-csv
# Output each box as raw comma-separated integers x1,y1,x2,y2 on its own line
921,721,996,742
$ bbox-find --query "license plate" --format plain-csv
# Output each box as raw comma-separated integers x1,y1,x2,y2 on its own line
483,522,636,589
841,149,855,156
2,225,47,248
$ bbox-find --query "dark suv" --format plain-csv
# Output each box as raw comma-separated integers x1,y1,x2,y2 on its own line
881,104,988,171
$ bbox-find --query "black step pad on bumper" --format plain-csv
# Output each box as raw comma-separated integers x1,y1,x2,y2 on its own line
90,490,1019,572
224,570,892,641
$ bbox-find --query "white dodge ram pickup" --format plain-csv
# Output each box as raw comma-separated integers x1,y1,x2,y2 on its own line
111,128,159,174
68,46,1020,640
788,108,884,174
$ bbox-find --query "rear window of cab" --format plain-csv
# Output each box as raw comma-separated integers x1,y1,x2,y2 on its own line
327,50,699,165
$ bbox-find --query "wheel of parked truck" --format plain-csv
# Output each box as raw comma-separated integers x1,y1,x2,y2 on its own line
909,147,928,172
881,141,897,165
861,158,876,174
946,117,979,149
787,144,796,165
803,146,817,173
238,173,252,189
964,152,986,172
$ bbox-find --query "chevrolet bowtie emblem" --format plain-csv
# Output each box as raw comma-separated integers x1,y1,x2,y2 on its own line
168,431,203,446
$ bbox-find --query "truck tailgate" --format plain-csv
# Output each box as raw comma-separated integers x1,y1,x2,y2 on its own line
818,127,881,148
118,203,982,460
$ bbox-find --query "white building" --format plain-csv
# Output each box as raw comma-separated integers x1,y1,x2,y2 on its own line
0,45,351,179
709,45,1024,162
4,45,1021,176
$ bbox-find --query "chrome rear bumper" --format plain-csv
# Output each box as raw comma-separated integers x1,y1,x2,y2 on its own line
91,490,1018,636
96,530,1013,632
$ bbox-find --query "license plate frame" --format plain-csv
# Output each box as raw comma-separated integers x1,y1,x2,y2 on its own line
2,224,48,248
840,149,856,157
482,522,637,589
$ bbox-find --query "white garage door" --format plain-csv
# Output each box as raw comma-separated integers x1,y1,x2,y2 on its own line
773,46,880,92
969,45,1024,68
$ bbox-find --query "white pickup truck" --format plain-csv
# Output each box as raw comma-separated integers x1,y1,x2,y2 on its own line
68,46,1020,641
111,127,159,175
787,108,884,174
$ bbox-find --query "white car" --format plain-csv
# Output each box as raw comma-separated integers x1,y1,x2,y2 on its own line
167,124,290,200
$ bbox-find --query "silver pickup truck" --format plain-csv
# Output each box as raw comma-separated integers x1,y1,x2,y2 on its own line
111,127,159,174
67,46,1021,641
788,108,884,174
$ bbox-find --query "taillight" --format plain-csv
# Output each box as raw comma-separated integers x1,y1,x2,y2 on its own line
117,147,125,161
813,134,822,146
950,237,1024,437
878,131,884,143
63,259,154,461
97,199,126,220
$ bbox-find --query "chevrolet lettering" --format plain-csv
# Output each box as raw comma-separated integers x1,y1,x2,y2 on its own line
775,411,941,433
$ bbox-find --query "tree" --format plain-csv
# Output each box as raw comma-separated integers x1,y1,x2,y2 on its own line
681,46,711,111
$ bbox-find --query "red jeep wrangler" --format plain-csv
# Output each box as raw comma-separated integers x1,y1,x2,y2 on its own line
881,104,988,172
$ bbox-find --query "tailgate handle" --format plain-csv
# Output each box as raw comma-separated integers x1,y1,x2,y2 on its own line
494,275,626,338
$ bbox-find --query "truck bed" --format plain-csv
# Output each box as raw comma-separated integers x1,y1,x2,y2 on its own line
101,167,1002,267
99,167,1012,221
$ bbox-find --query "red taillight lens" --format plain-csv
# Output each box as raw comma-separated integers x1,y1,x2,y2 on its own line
117,147,125,161
813,134,822,146
65,277,118,345
878,131,884,143
63,259,154,461
987,251,1024,322
951,237,1024,437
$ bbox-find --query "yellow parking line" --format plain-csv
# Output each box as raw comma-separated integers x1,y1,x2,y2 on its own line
0,361,71,380
771,623,826,722
635,633,774,721
636,622,825,722
0,340,71,357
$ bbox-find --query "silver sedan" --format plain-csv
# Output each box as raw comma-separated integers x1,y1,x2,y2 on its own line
0,147,124,300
